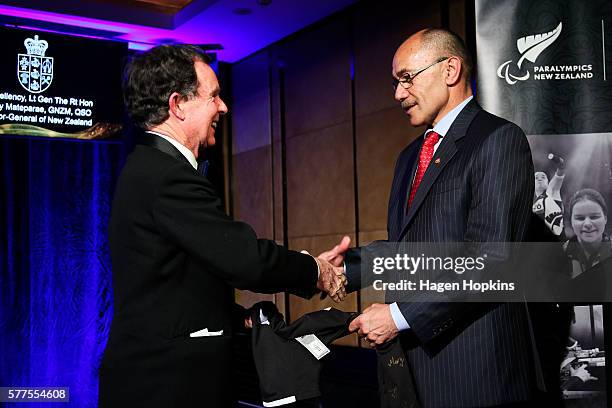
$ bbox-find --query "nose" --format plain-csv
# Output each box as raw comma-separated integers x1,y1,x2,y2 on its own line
394,84,407,102
583,217,593,227
218,97,228,115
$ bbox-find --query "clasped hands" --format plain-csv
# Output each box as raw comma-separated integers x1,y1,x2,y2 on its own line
311,236,351,303
317,236,399,346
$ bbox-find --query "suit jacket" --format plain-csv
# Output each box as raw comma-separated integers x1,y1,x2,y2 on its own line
346,101,562,407
99,134,318,407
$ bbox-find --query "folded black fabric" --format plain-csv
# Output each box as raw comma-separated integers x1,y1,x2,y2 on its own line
377,338,421,408
250,301,357,407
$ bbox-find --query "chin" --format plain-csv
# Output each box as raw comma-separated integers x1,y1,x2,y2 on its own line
580,235,601,243
407,111,429,127
406,113,420,124
410,117,427,127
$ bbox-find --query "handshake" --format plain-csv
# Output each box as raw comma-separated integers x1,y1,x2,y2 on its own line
312,236,400,347
311,236,351,303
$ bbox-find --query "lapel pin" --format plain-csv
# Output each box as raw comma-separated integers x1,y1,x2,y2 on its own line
434,158,441,165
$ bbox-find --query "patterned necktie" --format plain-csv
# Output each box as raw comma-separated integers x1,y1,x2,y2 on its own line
407,131,440,209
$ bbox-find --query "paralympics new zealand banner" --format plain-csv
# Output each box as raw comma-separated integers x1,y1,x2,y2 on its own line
476,0,612,406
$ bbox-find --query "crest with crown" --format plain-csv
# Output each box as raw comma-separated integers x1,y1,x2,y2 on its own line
24,35,49,56
18,34,54,93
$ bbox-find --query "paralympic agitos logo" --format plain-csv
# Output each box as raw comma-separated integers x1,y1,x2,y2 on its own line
497,22,571,85
497,21,594,85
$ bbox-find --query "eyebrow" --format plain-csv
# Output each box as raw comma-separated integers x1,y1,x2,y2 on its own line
394,68,411,79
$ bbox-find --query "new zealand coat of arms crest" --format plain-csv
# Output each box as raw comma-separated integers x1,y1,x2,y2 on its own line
17,35,54,94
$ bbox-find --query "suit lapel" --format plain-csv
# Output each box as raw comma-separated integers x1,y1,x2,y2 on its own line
401,136,458,230
398,100,482,240
388,140,422,241
138,132,192,167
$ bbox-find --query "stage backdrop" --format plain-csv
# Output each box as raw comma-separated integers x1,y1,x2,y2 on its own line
476,0,612,406
0,136,125,406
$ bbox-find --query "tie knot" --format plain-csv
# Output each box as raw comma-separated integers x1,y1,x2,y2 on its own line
425,131,440,146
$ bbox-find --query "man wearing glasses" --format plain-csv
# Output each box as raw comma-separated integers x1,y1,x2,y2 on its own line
324,28,561,406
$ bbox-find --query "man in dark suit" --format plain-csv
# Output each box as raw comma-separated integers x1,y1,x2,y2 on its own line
99,45,347,407
323,29,562,406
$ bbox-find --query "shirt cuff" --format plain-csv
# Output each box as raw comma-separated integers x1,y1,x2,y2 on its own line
389,302,410,331
301,250,320,278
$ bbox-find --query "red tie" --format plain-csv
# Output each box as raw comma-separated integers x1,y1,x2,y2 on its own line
407,131,440,209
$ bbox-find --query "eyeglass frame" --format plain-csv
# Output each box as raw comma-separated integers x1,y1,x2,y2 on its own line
392,56,449,91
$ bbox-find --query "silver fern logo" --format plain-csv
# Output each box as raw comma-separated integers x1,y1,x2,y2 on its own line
497,22,562,85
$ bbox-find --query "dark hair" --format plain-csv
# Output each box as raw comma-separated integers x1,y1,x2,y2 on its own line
123,44,211,129
421,28,473,81
569,188,608,218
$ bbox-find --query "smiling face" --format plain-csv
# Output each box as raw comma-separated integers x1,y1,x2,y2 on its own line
182,61,228,149
534,171,549,193
392,35,449,127
571,198,607,244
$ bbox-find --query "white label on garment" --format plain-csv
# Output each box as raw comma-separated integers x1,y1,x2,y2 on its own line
189,328,223,337
262,395,297,407
295,334,330,360
259,309,270,325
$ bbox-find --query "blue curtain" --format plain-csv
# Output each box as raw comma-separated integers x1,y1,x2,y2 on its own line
0,135,126,407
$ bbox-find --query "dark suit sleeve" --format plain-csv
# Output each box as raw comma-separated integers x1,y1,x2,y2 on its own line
344,248,363,292
398,122,534,345
151,162,318,297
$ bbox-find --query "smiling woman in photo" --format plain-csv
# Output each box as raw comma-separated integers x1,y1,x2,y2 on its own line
563,188,612,278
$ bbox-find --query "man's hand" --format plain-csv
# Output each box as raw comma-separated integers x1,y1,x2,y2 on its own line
348,303,399,346
318,236,351,267
315,257,347,302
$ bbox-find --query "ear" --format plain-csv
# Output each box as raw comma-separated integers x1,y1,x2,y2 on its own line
444,56,463,86
168,92,186,121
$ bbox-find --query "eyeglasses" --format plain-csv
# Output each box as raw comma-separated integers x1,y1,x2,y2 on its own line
392,57,449,91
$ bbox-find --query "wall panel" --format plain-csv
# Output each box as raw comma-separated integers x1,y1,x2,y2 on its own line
286,122,355,238
281,17,352,138
231,51,272,155
232,146,273,238
355,107,422,233
231,51,278,309
353,2,442,117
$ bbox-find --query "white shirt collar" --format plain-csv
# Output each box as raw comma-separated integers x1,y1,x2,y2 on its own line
426,95,474,139
145,131,198,170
